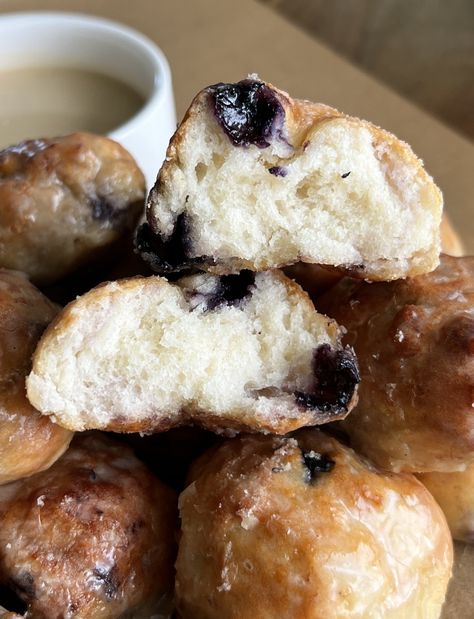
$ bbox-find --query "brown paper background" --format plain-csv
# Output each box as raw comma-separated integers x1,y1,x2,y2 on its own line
443,543,474,618
0,0,473,615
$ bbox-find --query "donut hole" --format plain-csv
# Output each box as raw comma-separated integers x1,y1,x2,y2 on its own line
26,271,354,433
149,95,441,280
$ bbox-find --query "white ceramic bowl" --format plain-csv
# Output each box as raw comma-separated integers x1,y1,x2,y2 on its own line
0,12,176,188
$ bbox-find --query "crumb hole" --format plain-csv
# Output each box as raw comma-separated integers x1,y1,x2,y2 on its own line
195,162,208,182
296,183,310,199
275,199,285,212
212,152,225,169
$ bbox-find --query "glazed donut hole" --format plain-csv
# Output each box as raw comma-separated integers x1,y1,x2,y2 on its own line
0,433,177,619
0,133,145,286
0,269,72,485
176,430,453,619
317,254,474,473
40,230,152,307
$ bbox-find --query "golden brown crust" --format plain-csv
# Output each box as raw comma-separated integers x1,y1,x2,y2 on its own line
0,269,72,485
149,80,424,218
318,254,474,472
0,433,177,619
0,133,145,285
176,431,452,619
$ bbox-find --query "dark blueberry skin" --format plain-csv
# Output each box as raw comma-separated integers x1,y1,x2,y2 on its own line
135,216,209,274
89,195,140,227
92,566,119,600
10,573,35,600
184,271,256,312
268,166,288,177
204,271,256,311
301,450,335,484
209,79,285,148
295,344,360,414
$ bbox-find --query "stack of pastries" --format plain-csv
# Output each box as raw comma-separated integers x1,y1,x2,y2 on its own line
0,77,470,618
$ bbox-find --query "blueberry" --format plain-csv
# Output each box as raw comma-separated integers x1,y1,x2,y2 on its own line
268,166,288,177
209,79,285,148
301,449,335,483
188,271,256,312
294,344,360,414
92,566,119,600
207,271,256,311
89,195,135,226
135,216,208,274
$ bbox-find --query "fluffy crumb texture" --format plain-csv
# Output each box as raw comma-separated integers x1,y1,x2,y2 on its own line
26,270,359,434
139,77,442,281
176,431,453,619
284,213,464,303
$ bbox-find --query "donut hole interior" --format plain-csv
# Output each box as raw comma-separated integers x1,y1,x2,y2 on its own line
27,272,342,430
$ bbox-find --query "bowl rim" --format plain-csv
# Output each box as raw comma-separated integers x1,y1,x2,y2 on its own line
0,11,173,140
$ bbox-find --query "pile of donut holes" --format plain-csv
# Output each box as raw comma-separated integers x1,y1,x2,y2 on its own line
0,127,471,619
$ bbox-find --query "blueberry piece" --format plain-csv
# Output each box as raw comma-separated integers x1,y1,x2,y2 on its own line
89,195,135,226
92,566,119,600
211,271,256,310
189,271,256,312
268,166,288,177
135,216,209,274
209,79,285,148
301,449,335,483
295,344,360,414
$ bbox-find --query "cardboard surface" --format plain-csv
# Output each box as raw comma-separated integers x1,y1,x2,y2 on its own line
0,1,472,615
0,0,473,251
